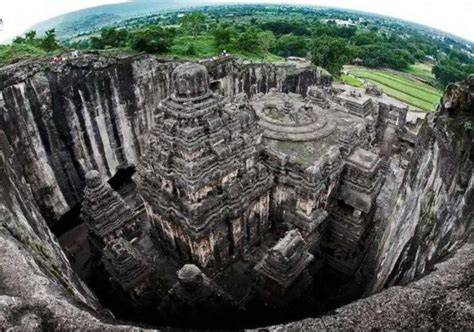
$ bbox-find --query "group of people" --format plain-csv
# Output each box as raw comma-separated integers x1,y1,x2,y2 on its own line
51,50,80,65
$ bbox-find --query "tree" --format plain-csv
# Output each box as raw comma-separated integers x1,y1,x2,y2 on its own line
310,35,349,75
180,12,206,38
432,59,471,87
257,31,275,59
40,29,60,52
212,24,234,49
235,27,260,52
128,27,173,54
90,27,129,49
13,31,38,46
275,34,307,57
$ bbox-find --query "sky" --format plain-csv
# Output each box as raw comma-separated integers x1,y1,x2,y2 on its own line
0,0,473,42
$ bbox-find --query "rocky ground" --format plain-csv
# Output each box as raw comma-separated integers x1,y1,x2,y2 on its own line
1,229,472,330
265,239,473,331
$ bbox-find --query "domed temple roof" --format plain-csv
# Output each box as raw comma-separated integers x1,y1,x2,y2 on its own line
172,62,210,99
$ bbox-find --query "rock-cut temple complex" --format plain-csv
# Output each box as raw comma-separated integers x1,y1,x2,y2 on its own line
80,61,418,324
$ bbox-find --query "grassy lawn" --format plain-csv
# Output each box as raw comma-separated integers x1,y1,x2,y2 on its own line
344,65,442,111
403,63,436,84
339,74,364,87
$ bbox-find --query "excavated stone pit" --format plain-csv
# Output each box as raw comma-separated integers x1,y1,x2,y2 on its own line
0,54,472,330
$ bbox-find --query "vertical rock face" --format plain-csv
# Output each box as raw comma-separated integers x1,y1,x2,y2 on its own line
0,55,175,223
0,54,321,225
0,130,145,330
363,75,473,292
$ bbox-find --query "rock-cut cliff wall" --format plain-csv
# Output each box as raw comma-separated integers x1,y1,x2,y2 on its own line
360,75,473,292
0,54,321,224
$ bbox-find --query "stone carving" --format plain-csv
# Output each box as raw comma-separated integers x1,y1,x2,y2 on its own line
365,83,383,97
134,62,273,268
102,238,151,296
80,61,424,319
0,54,471,330
157,264,239,327
81,170,140,248
255,230,314,299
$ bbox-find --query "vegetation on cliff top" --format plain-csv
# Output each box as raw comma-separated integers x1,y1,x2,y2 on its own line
1,5,472,92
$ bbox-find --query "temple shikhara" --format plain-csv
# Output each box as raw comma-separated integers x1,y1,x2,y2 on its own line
80,61,416,325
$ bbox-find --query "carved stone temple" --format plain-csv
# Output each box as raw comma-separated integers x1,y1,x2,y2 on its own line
80,62,417,323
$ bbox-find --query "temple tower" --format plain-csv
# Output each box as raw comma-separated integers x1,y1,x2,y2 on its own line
81,170,141,251
102,238,151,298
134,63,273,268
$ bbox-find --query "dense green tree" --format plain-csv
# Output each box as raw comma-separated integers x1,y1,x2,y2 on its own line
259,20,310,36
212,24,235,49
40,29,60,52
128,27,173,54
180,12,206,38
235,27,260,52
311,35,349,75
361,44,412,70
351,31,383,46
12,29,60,52
257,31,276,59
182,42,197,56
274,34,307,57
90,27,129,49
433,59,474,87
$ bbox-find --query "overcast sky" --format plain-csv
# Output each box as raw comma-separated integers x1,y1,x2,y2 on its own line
1,0,473,42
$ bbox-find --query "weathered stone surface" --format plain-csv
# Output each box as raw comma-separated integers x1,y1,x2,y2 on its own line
81,170,140,244
0,54,471,330
362,75,473,293
0,128,151,331
264,241,474,331
0,54,318,225
134,62,273,268
157,264,239,327
255,230,314,299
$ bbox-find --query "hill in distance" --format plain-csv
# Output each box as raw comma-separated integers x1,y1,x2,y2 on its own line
30,0,214,39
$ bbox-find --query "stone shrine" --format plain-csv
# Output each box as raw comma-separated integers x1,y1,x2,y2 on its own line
80,62,419,323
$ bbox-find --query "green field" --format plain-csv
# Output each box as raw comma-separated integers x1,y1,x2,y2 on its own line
344,65,442,111
339,74,364,88
403,63,436,85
